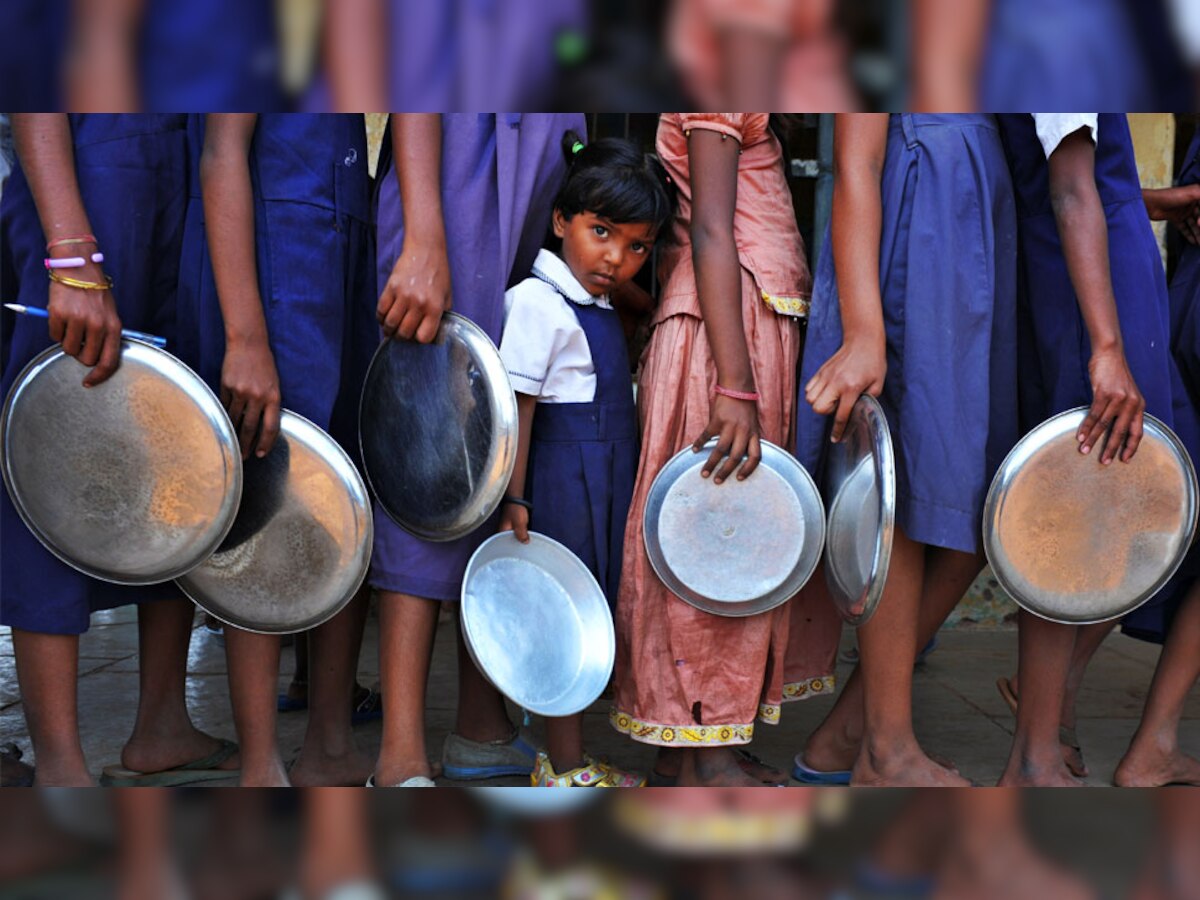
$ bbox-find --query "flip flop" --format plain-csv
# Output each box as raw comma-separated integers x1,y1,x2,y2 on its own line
0,742,35,787
995,676,1088,777
791,755,852,786
99,738,239,787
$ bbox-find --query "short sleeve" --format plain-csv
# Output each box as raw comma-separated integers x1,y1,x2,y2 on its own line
676,113,751,144
1032,114,1099,159
498,282,560,398
702,0,791,35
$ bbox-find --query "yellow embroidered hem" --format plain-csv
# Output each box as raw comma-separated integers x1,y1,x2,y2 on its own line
758,703,781,725
609,709,754,747
782,675,836,702
761,290,810,318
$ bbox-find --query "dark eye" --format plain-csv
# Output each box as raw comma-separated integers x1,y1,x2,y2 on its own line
631,242,647,254
593,225,608,237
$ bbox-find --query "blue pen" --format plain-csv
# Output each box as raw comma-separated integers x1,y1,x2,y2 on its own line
4,303,168,349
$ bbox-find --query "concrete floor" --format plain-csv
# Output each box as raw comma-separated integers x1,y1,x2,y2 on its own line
2,599,1197,788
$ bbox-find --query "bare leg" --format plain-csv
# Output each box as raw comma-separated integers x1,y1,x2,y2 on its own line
1132,791,1200,900
854,527,968,786
373,590,439,785
224,627,288,787
801,545,983,773
999,613,1084,786
290,587,373,787
297,789,379,898
11,629,92,786
1114,580,1200,787
120,599,238,774
114,790,185,900
546,714,585,773
454,617,514,743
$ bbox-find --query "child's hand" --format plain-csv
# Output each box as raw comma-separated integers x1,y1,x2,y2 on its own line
377,234,452,343
804,334,886,442
1081,347,1145,464
1143,185,1200,245
221,335,282,459
693,393,762,484
499,502,531,543
47,276,123,387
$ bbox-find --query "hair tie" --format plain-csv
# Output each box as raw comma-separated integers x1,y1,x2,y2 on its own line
571,140,585,156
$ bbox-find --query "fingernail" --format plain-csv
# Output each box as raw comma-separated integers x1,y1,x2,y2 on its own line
1077,433,1085,442
701,470,710,478
1080,445,1090,454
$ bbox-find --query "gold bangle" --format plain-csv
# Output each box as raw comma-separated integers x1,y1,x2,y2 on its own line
48,270,113,291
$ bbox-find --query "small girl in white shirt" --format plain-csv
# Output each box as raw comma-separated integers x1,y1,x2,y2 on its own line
497,132,675,787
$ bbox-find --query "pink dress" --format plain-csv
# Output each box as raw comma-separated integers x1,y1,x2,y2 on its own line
610,114,841,748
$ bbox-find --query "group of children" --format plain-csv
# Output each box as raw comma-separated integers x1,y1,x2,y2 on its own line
2,112,1199,789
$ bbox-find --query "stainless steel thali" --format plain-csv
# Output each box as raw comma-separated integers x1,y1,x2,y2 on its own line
359,312,517,542
176,410,373,634
643,439,825,617
822,394,895,626
983,407,1198,625
1,341,241,584
462,532,615,717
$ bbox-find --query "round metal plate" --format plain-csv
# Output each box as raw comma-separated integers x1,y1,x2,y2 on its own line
643,439,825,617
462,532,615,717
359,312,518,542
1,341,241,584
822,395,895,625
176,411,373,634
983,407,1198,625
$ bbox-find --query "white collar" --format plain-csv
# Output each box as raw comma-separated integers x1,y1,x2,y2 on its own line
531,249,612,308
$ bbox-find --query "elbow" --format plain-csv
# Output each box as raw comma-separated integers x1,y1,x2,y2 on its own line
690,218,735,260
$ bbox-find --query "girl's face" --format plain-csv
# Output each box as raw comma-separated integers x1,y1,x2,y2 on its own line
553,208,657,296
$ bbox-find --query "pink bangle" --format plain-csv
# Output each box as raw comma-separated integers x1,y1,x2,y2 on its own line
44,253,105,270
714,384,759,402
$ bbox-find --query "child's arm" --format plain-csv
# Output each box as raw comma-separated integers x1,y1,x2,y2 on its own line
11,113,123,386
64,0,146,111
498,394,538,543
687,128,761,485
323,0,388,111
910,0,989,111
804,114,889,442
1047,127,1145,464
377,114,451,344
1143,184,1200,246
200,113,282,460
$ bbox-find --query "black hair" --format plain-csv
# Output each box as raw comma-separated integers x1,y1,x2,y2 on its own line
554,131,676,235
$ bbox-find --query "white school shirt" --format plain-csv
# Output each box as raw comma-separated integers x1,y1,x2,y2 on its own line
1168,0,1200,64
499,249,612,403
1032,113,1099,159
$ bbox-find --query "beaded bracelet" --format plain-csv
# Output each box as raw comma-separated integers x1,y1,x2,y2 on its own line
44,253,105,270
46,234,98,251
48,270,114,291
714,384,760,402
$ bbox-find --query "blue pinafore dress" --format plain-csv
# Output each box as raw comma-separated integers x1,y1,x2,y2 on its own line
795,114,1019,555
175,114,377,458
523,281,638,607
0,114,189,635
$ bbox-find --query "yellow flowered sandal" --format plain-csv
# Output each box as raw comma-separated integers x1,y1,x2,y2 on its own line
530,751,646,787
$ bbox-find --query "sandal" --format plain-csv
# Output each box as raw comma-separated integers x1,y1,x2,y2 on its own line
0,742,35,787
531,751,644,787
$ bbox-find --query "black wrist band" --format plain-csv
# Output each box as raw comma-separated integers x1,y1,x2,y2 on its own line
503,495,533,511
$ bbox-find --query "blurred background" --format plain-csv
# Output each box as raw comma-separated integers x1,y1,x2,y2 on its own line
0,0,1197,113
1,787,1197,899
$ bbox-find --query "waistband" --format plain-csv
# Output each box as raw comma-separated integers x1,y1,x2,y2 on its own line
531,400,638,443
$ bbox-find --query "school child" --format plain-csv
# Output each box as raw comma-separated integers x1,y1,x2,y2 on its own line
993,114,1172,786
369,113,584,788
175,113,378,787
790,114,1018,787
0,114,237,786
495,134,674,787
610,114,842,787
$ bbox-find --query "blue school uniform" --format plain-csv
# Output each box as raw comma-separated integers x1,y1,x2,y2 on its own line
522,277,638,606
996,114,1175,432
175,114,376,458
369,113,584,602
795,114,1019,555
0,114,189,635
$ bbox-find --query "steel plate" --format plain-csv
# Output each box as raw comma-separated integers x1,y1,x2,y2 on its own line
1,341,241,584
643,439,825,617
359,312,517,541
176,411,373,634
462,532,615,717
983,407,1198,624
822,395,895,625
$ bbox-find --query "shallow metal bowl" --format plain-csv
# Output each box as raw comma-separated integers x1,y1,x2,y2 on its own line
359,312,517,542
1,341,241,584
983,407,1198,625
462,532,615,717
643,439,825,617
176,411,372,634
822,395,895,625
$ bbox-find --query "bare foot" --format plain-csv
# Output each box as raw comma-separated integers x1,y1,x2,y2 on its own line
288,746,376,788
799,729,860,773
120,728,239,775
934,830,1096,899
853,745,971,787
1131,846,1200,900
1114,744,1200,787
997,758,1086,787
677,748,764,787
654,747,787,785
